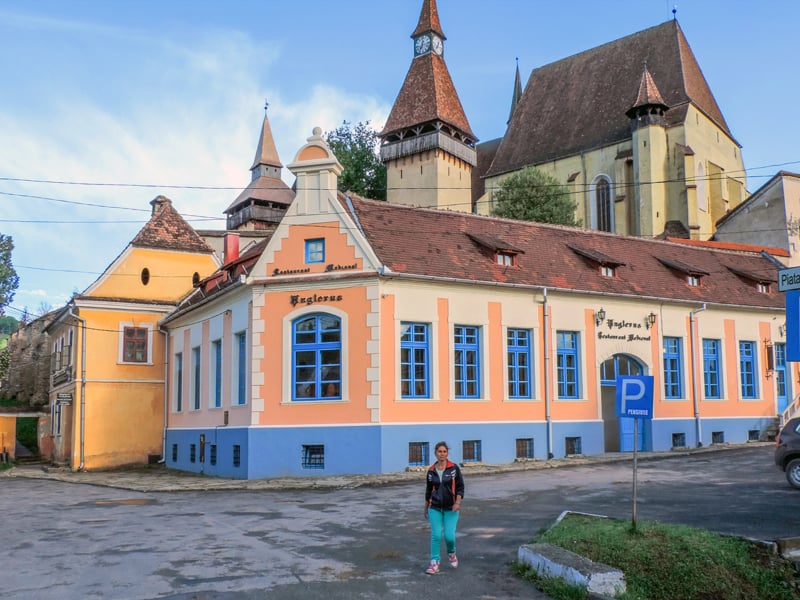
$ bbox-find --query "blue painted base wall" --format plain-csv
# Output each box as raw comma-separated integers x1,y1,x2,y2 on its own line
165,416,770,479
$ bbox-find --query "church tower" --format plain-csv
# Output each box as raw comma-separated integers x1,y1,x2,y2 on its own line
224,103,294,231
626,64,669,238
379,0,477,212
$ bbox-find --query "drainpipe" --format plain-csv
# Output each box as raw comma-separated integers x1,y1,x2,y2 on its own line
158,324,169,463
68,306,87,471
542,288,553,459
689,303,707,447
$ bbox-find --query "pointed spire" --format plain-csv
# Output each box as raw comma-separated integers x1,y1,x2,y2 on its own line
507,58,523,125
412,0,445,40
626,63,668,119
250,100,283,175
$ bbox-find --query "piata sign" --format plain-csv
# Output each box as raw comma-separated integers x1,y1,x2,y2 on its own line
779,266,800,292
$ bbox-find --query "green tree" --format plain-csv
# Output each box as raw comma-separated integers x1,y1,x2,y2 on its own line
0,235,19,316
324,120,387,201
491,166,580,226
0,316,18,336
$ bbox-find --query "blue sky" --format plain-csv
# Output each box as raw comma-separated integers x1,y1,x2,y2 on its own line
2,0,799,317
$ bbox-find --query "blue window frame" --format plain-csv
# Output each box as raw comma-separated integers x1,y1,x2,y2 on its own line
192,346,201,410
302,444,325,469
400,322,430,398
739,340,758,399
305,238,325,264
663,337,683,399
293,314,342,401
702,339,722,399
235,332,247,405
212,339,222,408
507,328,532,399
454,325,481,398
556,331,580,399
174,352,183,412
462,439,482,462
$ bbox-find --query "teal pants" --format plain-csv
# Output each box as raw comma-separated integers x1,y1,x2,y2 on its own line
428,507,459,561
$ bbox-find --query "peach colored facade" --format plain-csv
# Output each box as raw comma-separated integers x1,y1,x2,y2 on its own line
162,131,789,479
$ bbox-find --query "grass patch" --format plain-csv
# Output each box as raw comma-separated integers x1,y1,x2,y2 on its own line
523,513,799,600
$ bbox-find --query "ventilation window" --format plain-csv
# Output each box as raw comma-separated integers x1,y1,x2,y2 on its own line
190,444,196,463
171,443,178,462
687,275,700,287
408,442,429,467
747,430,760,442
302,444,325,469
757,282,770,294
711,431,725,444
233,444,241,467
516,438,534,460
192,272,200,286
141,268,150,285
210,444,217,465
565,436,582,456
672,432,686,448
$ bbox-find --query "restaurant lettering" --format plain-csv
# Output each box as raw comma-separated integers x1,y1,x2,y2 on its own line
290,293,344,306
273,267,311,276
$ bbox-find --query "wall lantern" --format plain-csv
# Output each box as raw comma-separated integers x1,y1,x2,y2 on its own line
595,307,606,327
779,322,786,338
645,312,657,329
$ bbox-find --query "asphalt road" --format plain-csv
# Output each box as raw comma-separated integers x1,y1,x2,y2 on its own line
2,446,797,599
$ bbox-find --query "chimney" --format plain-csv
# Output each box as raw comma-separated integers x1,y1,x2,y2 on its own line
223,232,240,265
149,195,171,216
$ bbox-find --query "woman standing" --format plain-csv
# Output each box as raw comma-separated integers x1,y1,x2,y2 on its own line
424,441,465,574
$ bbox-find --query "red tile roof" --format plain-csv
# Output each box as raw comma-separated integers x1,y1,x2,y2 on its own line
131,196,214,254
343,195,783,309
380,53,475,140
667,237,791,257
412,0,445,40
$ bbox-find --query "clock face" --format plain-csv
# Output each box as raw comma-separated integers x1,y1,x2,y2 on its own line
431,35,443,55
414,35,430,55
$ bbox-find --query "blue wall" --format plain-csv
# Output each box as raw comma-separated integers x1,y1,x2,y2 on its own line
165,416,768,479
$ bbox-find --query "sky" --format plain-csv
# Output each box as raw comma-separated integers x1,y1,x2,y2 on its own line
3,0,800,318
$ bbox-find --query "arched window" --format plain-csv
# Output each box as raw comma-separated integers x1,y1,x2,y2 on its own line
594,176,614,232
292,313,341,401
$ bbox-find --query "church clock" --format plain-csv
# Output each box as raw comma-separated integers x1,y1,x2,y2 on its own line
414,34,431,55
431,35,443,55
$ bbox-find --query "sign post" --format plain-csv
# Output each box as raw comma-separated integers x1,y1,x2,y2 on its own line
616,375,654,530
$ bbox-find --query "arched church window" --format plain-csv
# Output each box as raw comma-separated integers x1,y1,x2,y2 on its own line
594,176,614,232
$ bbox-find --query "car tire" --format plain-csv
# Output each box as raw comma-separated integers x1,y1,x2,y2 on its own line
786,458,800,489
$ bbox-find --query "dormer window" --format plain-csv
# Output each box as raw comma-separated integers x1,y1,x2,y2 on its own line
567,244,625,277
757,282,771,294
726,265,774,295
657,257,708,287
497,252,516,267
467,233,524,267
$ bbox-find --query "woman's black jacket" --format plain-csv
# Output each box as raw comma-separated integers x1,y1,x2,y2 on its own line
425,460,465,511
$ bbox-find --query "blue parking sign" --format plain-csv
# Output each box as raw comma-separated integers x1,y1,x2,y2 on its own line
616,376,654,419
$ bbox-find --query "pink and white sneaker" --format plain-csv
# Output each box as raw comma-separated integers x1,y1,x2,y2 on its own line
448,553,459,569
425,559,440,574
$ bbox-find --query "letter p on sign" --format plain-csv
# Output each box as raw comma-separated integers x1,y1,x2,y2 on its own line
616,376,654,419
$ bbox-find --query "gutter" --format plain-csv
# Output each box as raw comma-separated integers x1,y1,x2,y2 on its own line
158,323,169,463
542,288,553,458
688,303,707,447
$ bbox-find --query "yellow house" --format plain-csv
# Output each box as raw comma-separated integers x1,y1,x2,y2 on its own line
43,196,219,470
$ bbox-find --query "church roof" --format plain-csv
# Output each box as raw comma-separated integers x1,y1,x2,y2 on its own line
486,20,734,178
340,195,781,309
411,0,445,40
250,109,283,170
131,196,214,253
380,52,475,140
224,176,294,214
